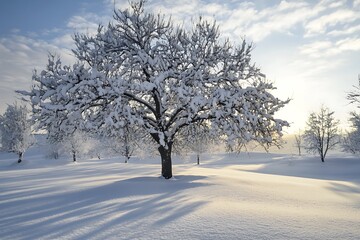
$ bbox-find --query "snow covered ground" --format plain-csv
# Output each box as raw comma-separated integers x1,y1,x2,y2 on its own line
1,145,360,240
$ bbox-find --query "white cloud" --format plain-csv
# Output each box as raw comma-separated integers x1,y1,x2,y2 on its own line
52,34,74,49
102,0,354,43
328,25,360,36
354,0,360,8
222,0,342,41
299,41,333,57
106,0,130,11
300,37,360,59
202,3,225,15
305,9,360,37
243,5,311,42
67,14,103,34
336,38,360,52
209,0,340,42
0,35,75,113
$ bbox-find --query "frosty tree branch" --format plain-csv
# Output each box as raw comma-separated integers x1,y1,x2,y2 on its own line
22,0,289,179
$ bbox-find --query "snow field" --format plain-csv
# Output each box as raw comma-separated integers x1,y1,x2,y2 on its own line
0,151,359,239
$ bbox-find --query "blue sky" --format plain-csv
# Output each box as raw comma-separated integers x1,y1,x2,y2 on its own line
0,0,359,133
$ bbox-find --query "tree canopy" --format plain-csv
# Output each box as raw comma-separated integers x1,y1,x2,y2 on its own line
303,106,339,162
23,1,289,178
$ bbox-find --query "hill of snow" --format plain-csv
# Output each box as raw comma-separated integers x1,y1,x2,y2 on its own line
0,144,359,239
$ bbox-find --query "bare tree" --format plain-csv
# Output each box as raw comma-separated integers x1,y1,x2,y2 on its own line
294,130,302,156
303,106,340,162
343,76,360,156
347,74,360,105
22,1,289,179
343,112,360,155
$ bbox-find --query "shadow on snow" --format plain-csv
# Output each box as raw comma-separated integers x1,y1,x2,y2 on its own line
0,175,210,240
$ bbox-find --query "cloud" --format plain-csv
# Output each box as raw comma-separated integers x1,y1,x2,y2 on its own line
304,9,360,37
100,0,356,44
242,4,311,42
299,41,334,58
354,0,360,8
300,37,360,58
328,25,360,36
0,35,75,112
67,14,104,34
210,0,339,42
336,38,360,52
209,1,305,41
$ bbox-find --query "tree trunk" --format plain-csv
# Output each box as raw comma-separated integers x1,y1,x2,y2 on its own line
125,146,130,163
197,154,200,165
158,143,173,179
72,151,76,162
18,152,23,163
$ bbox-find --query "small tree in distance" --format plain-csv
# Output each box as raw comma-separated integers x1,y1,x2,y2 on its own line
180,122,213,165
0,103,34,163
347,74,360,105
105,122,142,163
342,113,360,155
294,130,302,156
343,76,360,156
61,130,90,162
303,106,340,162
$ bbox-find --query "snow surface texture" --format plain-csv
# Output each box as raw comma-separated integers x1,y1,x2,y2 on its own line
1,145,360,240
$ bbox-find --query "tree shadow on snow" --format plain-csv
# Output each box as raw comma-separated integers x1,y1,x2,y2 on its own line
326,182,360,207
241,156,360,183
0,175,210,240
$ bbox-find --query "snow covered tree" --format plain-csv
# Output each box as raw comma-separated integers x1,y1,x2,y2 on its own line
61,129,92,162
45,140,62,159
105,121,142,163
23,1,289,179
0,104,34,163
343,113,360,155
303,106,340,162
178,122,213,165
121,123,139,163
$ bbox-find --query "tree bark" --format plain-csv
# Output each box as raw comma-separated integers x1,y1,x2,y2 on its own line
158,143,173,179
18,152,23,163
72,150,76,162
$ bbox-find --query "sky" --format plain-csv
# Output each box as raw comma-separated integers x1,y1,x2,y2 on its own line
0,0,359,134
